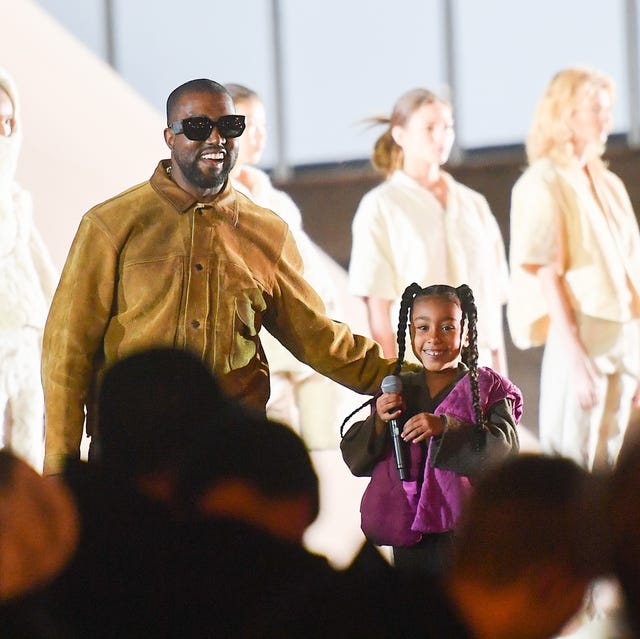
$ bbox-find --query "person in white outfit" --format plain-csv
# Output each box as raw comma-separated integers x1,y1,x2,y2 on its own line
348,88,509,374
0,69,58,471
508,67,640,471
227,83,364,449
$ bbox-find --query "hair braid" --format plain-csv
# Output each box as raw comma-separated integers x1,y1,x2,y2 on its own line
455,285,485,444
341,283,419,437
394,283,423,376
339,396,376,438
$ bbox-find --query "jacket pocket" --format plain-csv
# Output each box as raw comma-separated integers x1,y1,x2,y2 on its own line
110,255,184,353
229,289,265,370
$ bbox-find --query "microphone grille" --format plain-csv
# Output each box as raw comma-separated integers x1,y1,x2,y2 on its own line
381,375,403,394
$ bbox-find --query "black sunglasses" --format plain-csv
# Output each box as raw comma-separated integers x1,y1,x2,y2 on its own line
169,115,246,141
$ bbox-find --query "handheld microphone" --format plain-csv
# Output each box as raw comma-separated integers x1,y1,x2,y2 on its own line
381,375,408,480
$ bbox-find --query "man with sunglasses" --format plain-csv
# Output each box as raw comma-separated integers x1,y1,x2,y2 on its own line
41,78,396,474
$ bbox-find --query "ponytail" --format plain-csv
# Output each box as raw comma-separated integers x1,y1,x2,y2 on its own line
371,129,403,178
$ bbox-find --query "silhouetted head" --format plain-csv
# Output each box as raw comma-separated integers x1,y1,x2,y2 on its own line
450,453,606,639
609,439,640,634
179,415,320,542
0,449,79,601
94,347,239,480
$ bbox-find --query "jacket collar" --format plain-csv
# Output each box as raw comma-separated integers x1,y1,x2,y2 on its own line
150,160,238,223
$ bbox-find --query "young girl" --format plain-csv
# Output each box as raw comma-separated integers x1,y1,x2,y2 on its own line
341,283,521,576
348,89,509,374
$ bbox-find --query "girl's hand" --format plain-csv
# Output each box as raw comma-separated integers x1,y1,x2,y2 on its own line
401,412,444,443
375,392,403,423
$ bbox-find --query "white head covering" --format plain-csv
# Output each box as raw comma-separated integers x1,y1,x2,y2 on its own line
0,69,24,259
0,68,21,187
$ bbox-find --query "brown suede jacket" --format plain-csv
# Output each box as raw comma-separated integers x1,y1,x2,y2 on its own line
42,161,394,473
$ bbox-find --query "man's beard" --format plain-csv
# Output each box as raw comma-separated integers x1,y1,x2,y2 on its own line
174,148,236,191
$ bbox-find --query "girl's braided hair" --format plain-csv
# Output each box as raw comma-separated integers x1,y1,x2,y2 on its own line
395,283,485,430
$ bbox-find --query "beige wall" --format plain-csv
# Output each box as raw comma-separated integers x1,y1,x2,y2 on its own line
3,0,167,271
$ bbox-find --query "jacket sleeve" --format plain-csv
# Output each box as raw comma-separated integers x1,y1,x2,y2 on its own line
340,412,388,477
429,398,519,477
42,216,118,474
264,229,395,395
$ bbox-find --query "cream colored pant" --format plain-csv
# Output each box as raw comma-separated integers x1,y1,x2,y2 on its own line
539,314,640,471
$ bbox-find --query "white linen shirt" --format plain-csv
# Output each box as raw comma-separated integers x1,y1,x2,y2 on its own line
349,170,508,355
508,158,640,349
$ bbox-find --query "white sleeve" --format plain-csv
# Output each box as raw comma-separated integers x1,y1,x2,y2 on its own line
348,191,398,301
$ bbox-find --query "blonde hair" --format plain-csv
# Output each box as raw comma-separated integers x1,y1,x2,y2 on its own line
526,67,614,167
370,88,449,177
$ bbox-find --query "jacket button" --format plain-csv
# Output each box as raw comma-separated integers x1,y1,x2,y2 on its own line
195,263,203,271
191,320,200,329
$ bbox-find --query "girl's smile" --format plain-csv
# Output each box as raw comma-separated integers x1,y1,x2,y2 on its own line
410,295,464,372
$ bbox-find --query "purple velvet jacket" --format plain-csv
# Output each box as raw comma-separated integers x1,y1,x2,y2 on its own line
344,367,522,547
